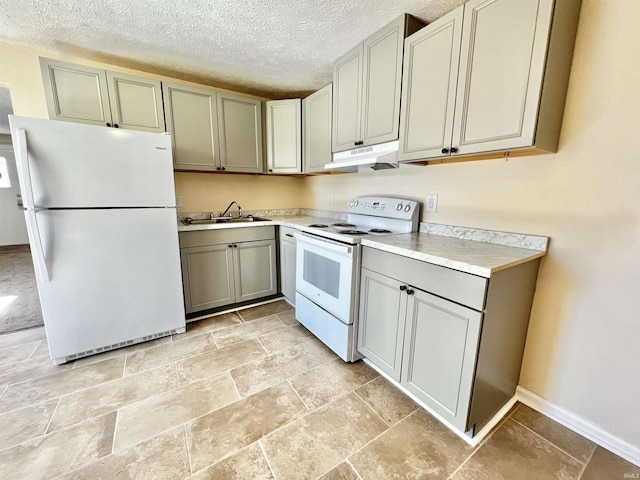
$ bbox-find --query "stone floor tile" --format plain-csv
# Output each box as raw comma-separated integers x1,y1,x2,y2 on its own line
261,393,387,480
350,409,473,480
511,404,597,463
0,398,58,450
124,332,217,375
0,411,116,480
0,356,124,413
581,446,640,479
0,350,74,387
258,323,314,354
327,358,379,388
213,315,286,347
59,426,190,480
177,312,243,340
0,327,46,349
0,341,39,365
230,344,321,397
237,300,293,322
114,371,239,451
317,461,360,480
290,362,353,411
189,442,274,479
176,338,268,384
355,376,418,426
450,418,583,480
49,363,179,432
186,382,307,472
275,309,298,326
300,336,340,363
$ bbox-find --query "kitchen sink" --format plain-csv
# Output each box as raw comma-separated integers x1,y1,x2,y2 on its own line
181,216,271,226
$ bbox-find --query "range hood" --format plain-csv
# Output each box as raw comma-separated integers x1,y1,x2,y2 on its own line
325,140,399,172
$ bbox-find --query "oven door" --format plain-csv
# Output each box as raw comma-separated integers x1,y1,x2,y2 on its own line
295,232,356,324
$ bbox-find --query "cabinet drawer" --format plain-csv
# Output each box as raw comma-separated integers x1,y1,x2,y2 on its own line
362,246,488,311
279,226,297,243
179,226,275,248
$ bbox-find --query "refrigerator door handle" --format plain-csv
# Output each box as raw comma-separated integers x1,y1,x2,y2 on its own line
25,210,50,282
14,128,35,210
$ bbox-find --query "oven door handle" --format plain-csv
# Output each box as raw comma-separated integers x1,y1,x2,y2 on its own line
294,232,353,255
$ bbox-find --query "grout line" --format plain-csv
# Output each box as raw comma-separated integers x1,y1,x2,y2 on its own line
24,341,40,361
346,458,366,480
111,409,120,454
577,443,597,480
287,379,312,412
258,439,279,479
510,416,591,466
353,389,391,428
228,370,242,399
43,396,61,436
183,424,194,476
173,362,181,387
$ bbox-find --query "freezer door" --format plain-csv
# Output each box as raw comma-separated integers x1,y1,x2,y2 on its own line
9,115,175,208
30,208,185,360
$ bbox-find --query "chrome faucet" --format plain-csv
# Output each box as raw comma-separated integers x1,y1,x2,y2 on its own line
221,201,242,218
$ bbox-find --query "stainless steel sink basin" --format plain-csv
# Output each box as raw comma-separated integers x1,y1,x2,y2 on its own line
181,216,271,226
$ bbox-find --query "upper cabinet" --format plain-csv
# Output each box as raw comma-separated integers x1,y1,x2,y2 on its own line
40,58,165,133
164,85,264,173
303,84,333,173
265,99,302,174
399,0,582,162
163,83,219,171
217,93,264,173
332,15,424,153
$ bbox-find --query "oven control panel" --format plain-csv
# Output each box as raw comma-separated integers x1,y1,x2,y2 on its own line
347,195,420,221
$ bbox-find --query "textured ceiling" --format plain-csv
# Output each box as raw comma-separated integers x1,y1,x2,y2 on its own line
0,0,466,98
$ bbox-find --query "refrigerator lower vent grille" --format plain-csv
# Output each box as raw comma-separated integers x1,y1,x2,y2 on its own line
61,329,182,363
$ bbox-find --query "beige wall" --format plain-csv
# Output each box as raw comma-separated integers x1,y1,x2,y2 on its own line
1,0,638,450
301,0,640,448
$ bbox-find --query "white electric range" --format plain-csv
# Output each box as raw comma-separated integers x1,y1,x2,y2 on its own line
294,195,420,361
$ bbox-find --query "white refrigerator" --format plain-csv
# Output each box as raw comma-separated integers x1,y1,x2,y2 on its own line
9,116,186,364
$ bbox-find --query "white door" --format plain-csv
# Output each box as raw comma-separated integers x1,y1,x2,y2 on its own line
0,146,28,245
10,116,175,208
31,208,185,361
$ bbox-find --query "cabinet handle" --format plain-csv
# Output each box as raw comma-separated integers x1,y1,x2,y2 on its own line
285,233,293,238
406,289,414,295
114,124,119,128
233,244,238,248
216,167,221,171
106,123,112,127
399,285,407,291
221,167,226,171
441,148,449,154
228,245,233,248
450,147,458,153
268,169,273,173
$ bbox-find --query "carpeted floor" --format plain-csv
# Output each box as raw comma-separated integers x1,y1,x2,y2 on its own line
0,244,44,334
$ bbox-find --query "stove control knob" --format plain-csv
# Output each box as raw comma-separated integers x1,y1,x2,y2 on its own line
396,203,403,211
353,200,359,207
348,201,353,207
404,204,411,212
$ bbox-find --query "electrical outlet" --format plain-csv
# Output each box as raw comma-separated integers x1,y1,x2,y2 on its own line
426,194,438,213
175,196,182,207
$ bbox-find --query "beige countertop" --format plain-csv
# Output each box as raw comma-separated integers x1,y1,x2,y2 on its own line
178,215,547,278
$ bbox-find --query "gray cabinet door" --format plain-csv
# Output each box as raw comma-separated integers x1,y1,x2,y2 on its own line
358,268,407,381
280,236,297,304
217,93,264,173
266,99,301,173
401,288,482,432
181,244,234,313
332,44,363,152
399,6,463,161
451,0,554,154
163,83,219,171
40,58,112,127
106,71,165,133
361,15,406,147
303,83,332,173
234,239,277,303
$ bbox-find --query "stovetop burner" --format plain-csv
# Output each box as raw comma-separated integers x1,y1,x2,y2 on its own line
308,224,329,228
340,230,369,235
332,223,356,228
369,228,392,233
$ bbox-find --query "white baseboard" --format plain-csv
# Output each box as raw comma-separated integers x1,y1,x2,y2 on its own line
516,386,640,467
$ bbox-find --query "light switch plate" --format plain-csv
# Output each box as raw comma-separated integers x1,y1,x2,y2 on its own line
426,194,438,213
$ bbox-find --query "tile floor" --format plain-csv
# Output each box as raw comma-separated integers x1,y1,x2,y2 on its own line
0,299,638,479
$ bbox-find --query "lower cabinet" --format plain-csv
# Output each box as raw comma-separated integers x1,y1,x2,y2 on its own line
179,227,277,314
358,246,540,436
279,226,297,304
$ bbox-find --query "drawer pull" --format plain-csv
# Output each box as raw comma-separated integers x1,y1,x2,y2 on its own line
285,233,294,238
399,285,407,291
406,289,415,295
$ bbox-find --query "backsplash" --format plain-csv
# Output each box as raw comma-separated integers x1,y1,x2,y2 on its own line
178,208,347,221
419,223,549,251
